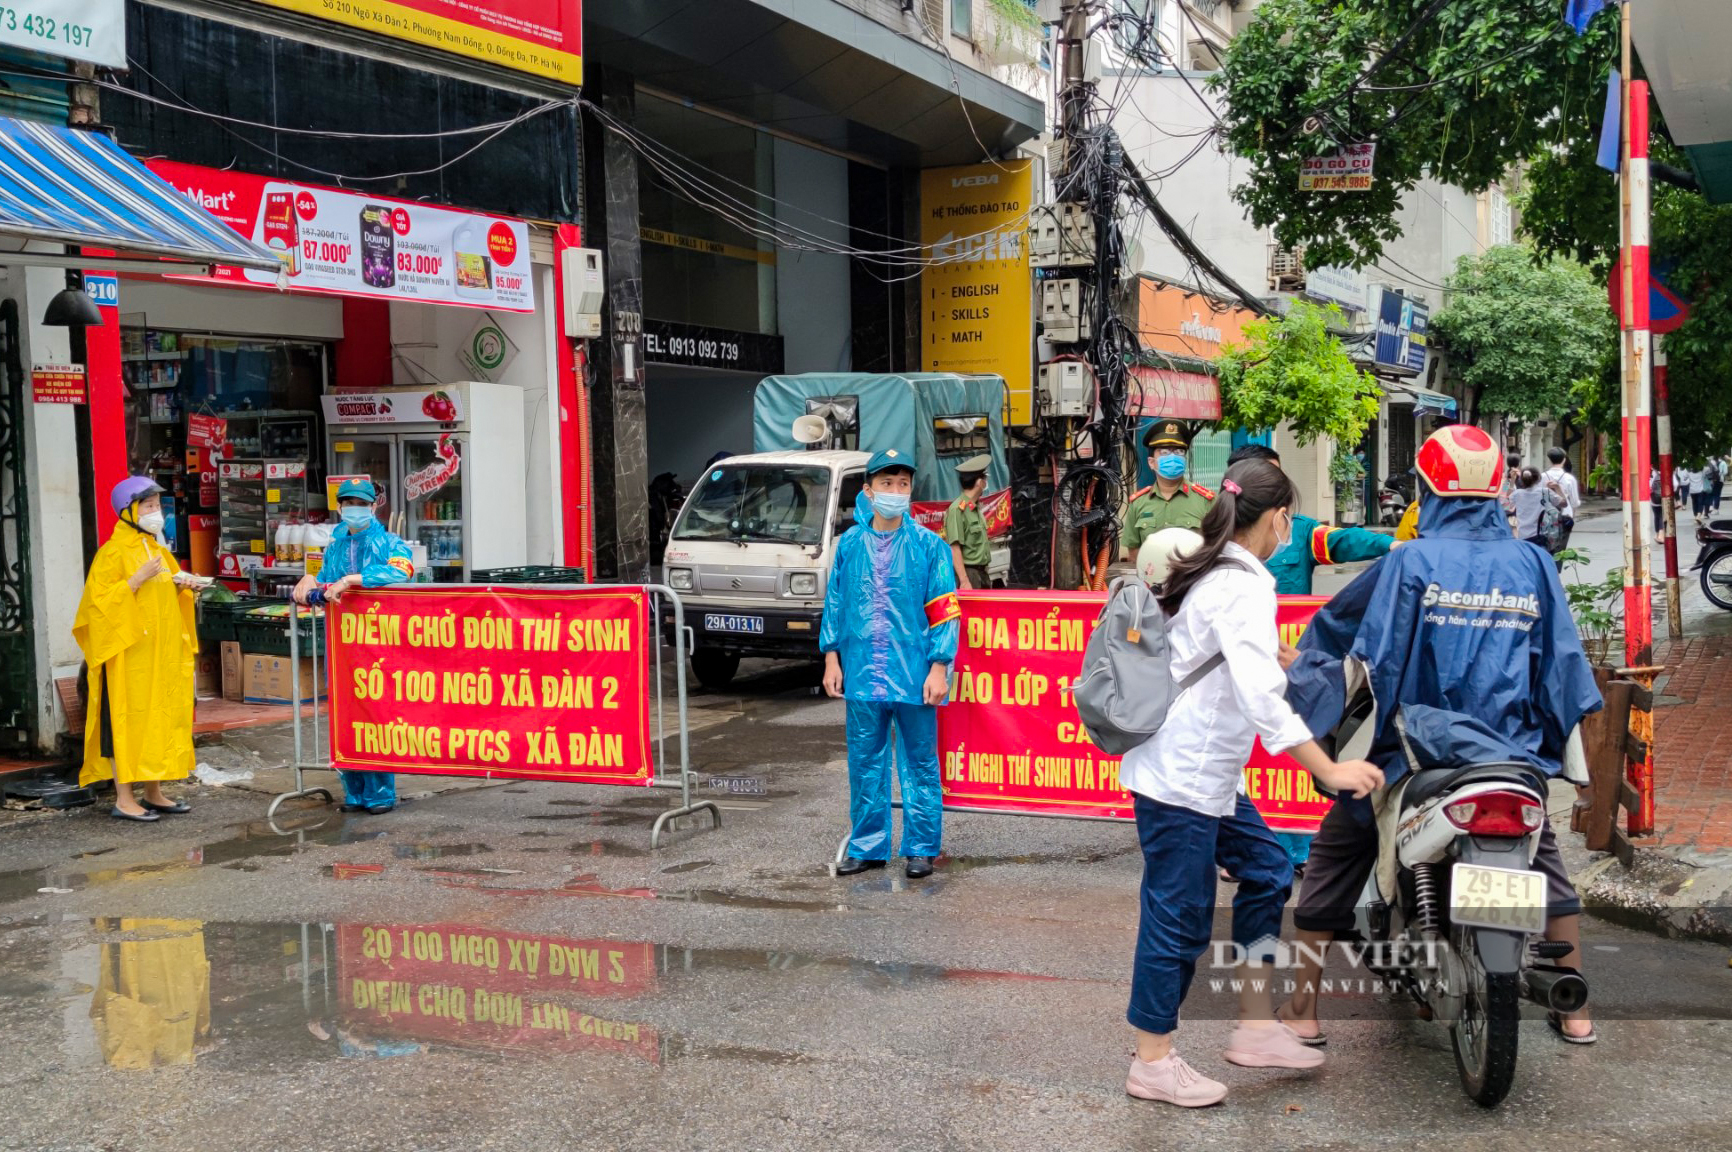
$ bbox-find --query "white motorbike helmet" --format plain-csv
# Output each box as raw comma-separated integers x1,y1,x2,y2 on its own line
1136,526,1203,589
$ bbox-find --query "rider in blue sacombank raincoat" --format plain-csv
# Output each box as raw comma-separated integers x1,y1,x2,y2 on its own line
292,477,415,814
821,448,960,879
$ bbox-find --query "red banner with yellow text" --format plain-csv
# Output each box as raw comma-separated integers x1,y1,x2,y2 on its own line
338,922,657,1060
328,586,652,785
939,591,1333,831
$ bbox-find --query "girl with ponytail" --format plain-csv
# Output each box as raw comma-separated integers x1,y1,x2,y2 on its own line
1120,459,1384,1109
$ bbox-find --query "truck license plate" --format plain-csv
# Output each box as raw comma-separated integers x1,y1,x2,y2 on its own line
1450,863,1547,935
705,613,764,635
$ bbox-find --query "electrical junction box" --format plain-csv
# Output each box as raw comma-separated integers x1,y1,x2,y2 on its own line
561,246,604,339
1029,205,1093,269
1039,361,1091,418
1040,278,1090,344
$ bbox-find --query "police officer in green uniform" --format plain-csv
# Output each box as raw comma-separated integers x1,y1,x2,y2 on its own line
1119,419,1215,555
944,454,992,590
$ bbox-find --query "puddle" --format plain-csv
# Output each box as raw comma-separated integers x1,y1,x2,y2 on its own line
569,841,649,859
0,918,1056,1074
522,813,642,826
391,843,494,861
0,814,389,905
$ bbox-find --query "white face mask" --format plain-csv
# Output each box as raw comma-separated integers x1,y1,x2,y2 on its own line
136,510,166,534
1268,511,1292,559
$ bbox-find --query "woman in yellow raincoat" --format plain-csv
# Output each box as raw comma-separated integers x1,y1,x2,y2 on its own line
74,477,204,822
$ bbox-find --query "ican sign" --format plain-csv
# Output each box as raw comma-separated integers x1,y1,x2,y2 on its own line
1373,288,1428,376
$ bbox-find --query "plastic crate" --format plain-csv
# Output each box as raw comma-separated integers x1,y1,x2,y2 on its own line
196,598,263,647
232,604,323,657
470,565,587,584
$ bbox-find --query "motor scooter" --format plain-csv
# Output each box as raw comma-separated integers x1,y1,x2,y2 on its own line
1326,701,1587,1107
1694,519,1732,610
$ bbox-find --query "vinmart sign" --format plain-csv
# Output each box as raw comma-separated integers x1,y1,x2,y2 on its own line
147,160,534,313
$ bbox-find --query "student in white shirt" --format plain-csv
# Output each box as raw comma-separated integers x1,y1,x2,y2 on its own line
1543,448,1580,547
1120,459,1383,1110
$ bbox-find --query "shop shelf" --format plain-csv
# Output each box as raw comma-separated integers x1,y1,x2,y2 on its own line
471,565,587,585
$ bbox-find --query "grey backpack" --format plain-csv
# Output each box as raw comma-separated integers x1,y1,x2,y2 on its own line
1072,562,1245,755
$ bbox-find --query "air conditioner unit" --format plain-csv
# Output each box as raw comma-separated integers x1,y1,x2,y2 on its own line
1268,244,1305,291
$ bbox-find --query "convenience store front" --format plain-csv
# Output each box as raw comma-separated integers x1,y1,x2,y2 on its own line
118,162,565,592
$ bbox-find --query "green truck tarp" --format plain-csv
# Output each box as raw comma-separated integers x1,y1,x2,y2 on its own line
752,372,1010,504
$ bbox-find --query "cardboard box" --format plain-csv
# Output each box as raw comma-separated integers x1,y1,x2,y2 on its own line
194,649,221,699
241,652,325,705
221,641,244,703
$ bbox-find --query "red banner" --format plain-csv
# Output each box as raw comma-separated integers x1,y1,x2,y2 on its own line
338,922,657,1060
327,586,653,785
938,591,1333,832
911,487,1013,539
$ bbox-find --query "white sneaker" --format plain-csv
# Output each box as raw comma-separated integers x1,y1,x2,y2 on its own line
1125,1052,1228,1107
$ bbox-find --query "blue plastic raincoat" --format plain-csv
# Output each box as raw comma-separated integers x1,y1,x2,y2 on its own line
820,491,960,859
1287,494,1602,821
317,518,414,810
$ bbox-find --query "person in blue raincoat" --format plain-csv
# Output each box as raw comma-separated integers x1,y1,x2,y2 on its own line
1276,425,1604,1045
821,448,960,880
292,477,415,815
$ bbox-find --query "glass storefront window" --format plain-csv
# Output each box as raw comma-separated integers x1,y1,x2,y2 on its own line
635,92,777,335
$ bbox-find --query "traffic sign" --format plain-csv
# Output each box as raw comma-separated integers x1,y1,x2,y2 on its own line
1609,255,1689,334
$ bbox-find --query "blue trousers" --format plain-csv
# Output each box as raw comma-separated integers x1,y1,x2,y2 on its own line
846,700,942,859
339,769,396,810
1128,793,1293,1035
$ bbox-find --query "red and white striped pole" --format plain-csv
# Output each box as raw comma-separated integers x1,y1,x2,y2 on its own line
1618,0,1657,836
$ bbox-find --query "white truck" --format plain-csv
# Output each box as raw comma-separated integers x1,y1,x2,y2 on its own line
661,372,1010,689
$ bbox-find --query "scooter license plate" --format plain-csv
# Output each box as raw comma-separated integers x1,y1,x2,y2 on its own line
705,613,764,634
1450,863,1547,935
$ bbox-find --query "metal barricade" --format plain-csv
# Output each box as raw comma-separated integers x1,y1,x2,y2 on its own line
638,583,723,848
266,602,335,819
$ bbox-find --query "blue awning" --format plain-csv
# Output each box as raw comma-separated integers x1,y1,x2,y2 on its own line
0,118,280,271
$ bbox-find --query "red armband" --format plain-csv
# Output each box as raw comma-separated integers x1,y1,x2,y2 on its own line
1310,525,1333,565
925,592,961,628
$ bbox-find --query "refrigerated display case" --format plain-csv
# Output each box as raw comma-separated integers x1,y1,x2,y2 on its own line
321,381,526,583
216,459,308,579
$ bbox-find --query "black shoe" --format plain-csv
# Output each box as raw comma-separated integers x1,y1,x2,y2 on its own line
905,856,935,879
110,806,160,823
363,803,397,815
835,857,886,876
139,799,191,815
339,803,367,813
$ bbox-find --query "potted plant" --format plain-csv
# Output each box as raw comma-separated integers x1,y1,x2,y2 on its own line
1329,447,1367,525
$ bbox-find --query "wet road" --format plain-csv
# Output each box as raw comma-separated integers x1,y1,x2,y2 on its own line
2,662,1730,1151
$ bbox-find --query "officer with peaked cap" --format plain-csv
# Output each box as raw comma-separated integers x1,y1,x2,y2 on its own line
944,453,993,591
1120,420,1215,555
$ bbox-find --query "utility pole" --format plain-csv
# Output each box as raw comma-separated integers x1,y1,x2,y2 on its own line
1041,0,1121,591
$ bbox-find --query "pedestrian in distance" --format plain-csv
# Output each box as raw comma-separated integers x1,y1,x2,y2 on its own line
822,448,960,880
1652,468,1665,536
292,477,415,815
1674,463,1693,523
1509,468,1567,551
1120,420,1215,555
1543,447,1581,550
1697,460,1718,522
74,477,208,822
1119,458,1383,1109
944,454,992,591
1712,456,1725,514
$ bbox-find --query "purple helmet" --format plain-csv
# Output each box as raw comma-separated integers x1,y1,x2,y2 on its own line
110,476,163,517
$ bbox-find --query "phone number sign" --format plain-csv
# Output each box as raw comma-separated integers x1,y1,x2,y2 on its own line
1299,143,1376,192
0,0,123,67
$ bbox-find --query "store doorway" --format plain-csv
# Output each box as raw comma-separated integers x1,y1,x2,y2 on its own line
645,364,764,565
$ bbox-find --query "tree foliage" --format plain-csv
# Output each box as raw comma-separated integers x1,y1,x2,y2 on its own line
1216,299,1381,445
1429,245,1612,424
1212,0,1615,270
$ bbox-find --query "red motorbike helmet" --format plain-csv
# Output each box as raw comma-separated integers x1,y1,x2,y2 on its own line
1416,424,1502,498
